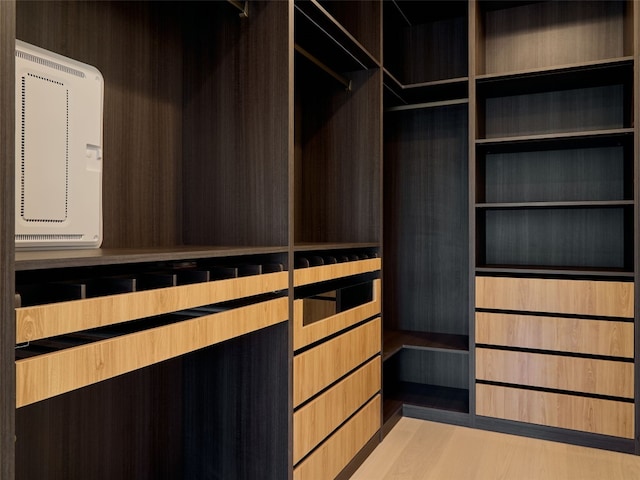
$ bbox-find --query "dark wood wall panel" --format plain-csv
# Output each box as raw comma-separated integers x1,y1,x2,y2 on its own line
384,1,468,84
481,147,627,203
296,67,381,244
318,1,381,60
183,323,289,479
16,1,183,248
398,349,469,390
484,85,625,138
481,208,627,269
0,1,15,479
182,1,289,247
384,105,468,334
15,359,183,480
481,1,627,74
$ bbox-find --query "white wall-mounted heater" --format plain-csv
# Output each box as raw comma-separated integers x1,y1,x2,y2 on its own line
15,40,103,249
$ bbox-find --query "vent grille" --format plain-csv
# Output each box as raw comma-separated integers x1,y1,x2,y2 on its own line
20,73,69,223
16,234,84,241
16,50,86,78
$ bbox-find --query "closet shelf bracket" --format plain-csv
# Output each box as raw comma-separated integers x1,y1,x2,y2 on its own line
295,44,352,92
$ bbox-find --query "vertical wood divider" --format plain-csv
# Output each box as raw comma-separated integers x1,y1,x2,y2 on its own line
633,0,640,455
0,1,15,478
468,0,478,425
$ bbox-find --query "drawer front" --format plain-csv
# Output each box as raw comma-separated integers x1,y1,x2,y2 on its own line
294,258,381,287
294,279,381,350
476,312,634,358
294,357,381,464
476,277,633,318
294,317,381,407
476,348,633,398
16,297,288,408
477,384,634,439
16,271,289,343
293,395,381,480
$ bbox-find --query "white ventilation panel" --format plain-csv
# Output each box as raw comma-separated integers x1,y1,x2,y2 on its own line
15,40,103,249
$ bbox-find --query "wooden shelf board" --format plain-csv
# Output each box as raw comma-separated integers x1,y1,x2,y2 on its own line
476,201,633,210
383,330,469,361
15,246,289,271
385,382,469,415
386,98,468,113
476,266,634,278
477,56,634,84
476,128,635,147
294,242,380,253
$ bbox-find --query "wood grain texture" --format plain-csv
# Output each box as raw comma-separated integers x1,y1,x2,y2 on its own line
17,271,288,342
293,357,380,464
294,258,381,286
477,384,634,439
293,395,381,480
295,65,381,243
476,312,634,358
481,207,628,269
481,1,627,75
17,1,183,248
476,348,634,398
483,85,626,139
183,323,289,479
481,146,628,203
352,417,640,479
183,0,289,247
16,297,288,407
293,317,381,407
475,276,634,318
0,1,15,478
16,357,184,480
383,105,468,334
294,279,380,350
318,1,381,61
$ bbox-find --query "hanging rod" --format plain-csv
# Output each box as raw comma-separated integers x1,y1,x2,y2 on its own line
227,0,248,18
295,44,352,91
391,0,411,27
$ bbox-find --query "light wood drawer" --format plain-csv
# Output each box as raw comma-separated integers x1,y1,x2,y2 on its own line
476,348,633,398
294,356,381,464
16,297,288,407
294,279,381,350
293,395,381,480
477,384,634,439
294,258,381,287
294,317,381,407
16,271,288,343
476,277,633,318
476,312,634,358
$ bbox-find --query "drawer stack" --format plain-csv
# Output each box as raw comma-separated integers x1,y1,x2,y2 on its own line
293,249,381,480
475,276,634,439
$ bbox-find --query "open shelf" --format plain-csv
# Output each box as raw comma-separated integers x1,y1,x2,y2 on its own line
383,68,468,107
477,201,634,209
383,329,469,361
476,0,634,76
476,57,633,96
477,206,632,271
384,383,469,417
384,0,467,85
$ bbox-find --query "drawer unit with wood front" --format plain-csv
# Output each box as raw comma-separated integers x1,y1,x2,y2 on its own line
293,247,382,478
15,252,289,407
475,276,635,444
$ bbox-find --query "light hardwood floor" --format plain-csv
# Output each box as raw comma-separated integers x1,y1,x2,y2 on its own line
350,418,640,480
